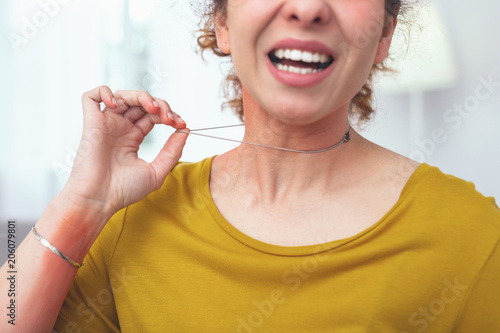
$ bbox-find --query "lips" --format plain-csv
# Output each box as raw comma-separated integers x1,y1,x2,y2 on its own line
269,49,334,74
266,39,336,87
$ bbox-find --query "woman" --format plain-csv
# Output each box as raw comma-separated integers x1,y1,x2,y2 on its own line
1,0,499,332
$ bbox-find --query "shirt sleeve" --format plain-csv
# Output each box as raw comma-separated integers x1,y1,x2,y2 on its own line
452,238,500,332
53,208,127,333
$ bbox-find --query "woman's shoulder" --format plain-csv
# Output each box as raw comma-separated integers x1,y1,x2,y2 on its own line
396,160,500,244
408,162,498,211
151,156,215,196
375,147,500,238
165,156,214,185
374,146,498,219
123,156,214,214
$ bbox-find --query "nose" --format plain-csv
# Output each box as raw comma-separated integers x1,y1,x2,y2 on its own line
281,0,331,27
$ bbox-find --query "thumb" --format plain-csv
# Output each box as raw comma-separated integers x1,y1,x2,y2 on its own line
149,129,190,187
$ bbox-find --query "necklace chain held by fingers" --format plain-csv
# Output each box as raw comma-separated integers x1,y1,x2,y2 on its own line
176,124,351,154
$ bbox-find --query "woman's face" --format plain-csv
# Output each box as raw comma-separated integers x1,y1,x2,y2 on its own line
215,0,395,125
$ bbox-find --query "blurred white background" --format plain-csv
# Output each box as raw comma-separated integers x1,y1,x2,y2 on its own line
0,0,499,253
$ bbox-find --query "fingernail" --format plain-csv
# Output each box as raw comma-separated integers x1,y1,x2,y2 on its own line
112,97,117,105
178,117,185,124
167,111,174,120
153,100,160,108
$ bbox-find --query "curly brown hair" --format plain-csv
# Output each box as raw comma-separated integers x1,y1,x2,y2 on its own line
195,0,408,124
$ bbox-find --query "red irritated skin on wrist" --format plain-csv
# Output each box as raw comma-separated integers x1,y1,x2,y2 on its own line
0,85,190,332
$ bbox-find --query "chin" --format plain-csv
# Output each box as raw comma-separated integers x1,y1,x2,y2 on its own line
268,106,331,128
266,98,337,125
242,85,344,126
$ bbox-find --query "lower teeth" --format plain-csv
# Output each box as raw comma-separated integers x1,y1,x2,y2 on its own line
275,63,322,74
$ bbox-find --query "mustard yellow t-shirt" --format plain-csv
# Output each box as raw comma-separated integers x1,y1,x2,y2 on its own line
55,157,500,333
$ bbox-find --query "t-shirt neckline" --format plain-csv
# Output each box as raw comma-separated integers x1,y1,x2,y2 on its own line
200,156,431,257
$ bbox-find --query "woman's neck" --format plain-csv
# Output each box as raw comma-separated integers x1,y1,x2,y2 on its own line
211,90,369,205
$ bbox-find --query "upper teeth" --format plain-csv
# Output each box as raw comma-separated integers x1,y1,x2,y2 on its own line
272,49,331,64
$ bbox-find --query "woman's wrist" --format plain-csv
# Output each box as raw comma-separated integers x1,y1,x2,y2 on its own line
33,190,115,263
58,182,118,222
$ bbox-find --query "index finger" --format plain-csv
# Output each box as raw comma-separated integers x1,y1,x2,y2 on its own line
112,90,160,115
81,85,117,121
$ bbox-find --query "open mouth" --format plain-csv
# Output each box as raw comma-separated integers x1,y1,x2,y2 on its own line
269,49,334,75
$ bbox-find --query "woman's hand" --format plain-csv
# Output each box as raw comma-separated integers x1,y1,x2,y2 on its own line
0,86,188,333
62,86,189,219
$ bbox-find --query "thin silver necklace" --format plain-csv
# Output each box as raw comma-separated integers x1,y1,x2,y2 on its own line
176,124,352,154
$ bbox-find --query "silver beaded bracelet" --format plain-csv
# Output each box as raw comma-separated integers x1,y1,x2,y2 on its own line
31,226,84,269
